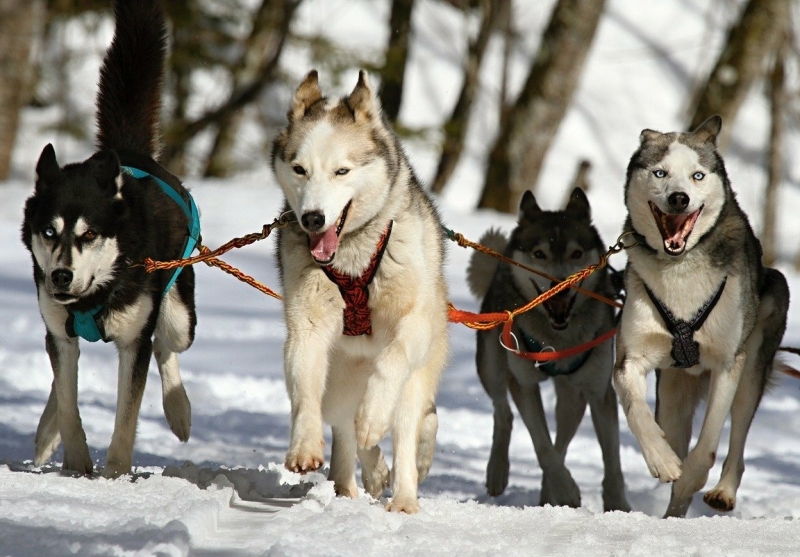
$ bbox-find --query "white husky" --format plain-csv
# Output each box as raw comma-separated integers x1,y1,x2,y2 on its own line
270,70,449,513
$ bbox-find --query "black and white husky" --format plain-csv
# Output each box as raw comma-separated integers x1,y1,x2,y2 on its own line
614,116,789,517
21,0,198,478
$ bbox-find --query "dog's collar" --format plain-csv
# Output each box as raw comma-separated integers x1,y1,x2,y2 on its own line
321,221,393,336
65,165,200,343
644,277,727,368
629,228,657,254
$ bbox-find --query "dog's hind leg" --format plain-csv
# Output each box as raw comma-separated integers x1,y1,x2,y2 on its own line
704,271,788,512
658,368,704,517
415,403,438,483
34,380,61,466
153,336,191,442
103,338,151,478
45,332,93,474
358,444,390,499
586,380,632,512
509,379,580,508
476,330,513,496
330,425,359,498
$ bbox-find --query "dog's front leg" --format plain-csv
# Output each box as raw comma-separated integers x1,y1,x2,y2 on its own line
614,352,682,482
103,338,152,478
40,332,93,474
284,319,336,473
670,353,745,508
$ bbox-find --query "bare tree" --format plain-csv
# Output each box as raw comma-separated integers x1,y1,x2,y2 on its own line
478,0,606,213
0,0,45,180
379,0,415,123
687,0,791,144
431,0,504,194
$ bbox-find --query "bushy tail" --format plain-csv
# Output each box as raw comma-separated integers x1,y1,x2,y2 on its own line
95,0,168,159
466,228,508,299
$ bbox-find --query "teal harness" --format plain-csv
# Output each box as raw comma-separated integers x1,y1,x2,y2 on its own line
520,331,593,377
66,166,200,342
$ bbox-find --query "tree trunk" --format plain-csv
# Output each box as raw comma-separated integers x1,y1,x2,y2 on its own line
0,0,45,180
687,0,791,144
478,0,606,213
762,41,783,267
380,0,415,123
203,0,298,178
431,0,503,194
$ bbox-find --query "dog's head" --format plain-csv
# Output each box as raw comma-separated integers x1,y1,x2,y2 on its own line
271,70,399,265
625,116,729,257
22,144,128,304
507,188,605,330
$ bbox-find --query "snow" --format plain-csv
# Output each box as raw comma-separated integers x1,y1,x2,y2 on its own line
3,0,800,555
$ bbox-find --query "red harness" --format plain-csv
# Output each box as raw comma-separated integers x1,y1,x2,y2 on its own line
321,222,393,336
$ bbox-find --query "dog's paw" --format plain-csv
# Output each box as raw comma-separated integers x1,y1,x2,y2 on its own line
485,451,510,497
285,439,325,473
62,439,94,476
540,467,581,508
34,432,62,467
333,479,359,499
355,402,392,449
671,449,713,499
362,455,390,499
703,487,736,512
385,494,420,514
101,459,132,479
641,437,682,483
163,387,191,442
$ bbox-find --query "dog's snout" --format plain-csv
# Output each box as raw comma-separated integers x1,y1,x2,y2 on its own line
301,211,325,232
51,269,73,289
668,192,690,212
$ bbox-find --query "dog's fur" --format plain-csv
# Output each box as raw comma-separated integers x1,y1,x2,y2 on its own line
21,0,196,478
468,188,630,511
613,116,789,517
270,70,449,513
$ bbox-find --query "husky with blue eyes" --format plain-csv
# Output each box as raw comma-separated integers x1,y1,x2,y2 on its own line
21,0,197,478
614,116,789,517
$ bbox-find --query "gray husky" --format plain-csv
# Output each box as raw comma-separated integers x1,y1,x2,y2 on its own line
468,188,630,511
613,116,789,517
270,70,449,513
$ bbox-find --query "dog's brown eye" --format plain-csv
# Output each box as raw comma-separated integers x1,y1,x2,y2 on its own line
533,250,547,260
83,230,97,241
292,165,306,175
571,249,583,259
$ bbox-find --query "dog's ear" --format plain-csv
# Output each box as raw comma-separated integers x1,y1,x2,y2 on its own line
291,70,323,121
518,190,542,223
565,187,591,220
346,70,380,122
639,129,661,144
35,144,61,191
691,115,722,146
87,149,122,196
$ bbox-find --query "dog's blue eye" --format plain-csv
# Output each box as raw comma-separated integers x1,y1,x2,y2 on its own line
653,169,667,178
43,227,56,238
533,250,547,260
693,171,705,180
335,168,349,176
292,165,306,175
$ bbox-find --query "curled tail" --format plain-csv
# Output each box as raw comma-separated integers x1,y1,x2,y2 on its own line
95,0,168,159
466,228,508,299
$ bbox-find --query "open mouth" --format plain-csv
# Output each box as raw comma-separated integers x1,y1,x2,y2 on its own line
648,201,702,256
531,279,577,331
308,200,351,265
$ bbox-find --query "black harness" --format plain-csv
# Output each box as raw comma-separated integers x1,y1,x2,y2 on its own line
644,277,727,368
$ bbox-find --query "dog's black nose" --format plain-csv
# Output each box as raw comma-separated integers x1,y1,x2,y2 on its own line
51,269,73,288
668,192,690,211
301,211,325,232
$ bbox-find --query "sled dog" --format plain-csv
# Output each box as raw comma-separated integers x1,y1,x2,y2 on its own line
468,188,630,511
271,70,449,513
21,0,197,478
613,116,789,517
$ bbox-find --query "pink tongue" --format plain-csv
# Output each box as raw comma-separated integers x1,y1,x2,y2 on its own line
309,227,339,261
664,214,690,243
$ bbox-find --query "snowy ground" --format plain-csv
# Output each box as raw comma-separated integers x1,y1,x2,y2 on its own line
3,0,800,556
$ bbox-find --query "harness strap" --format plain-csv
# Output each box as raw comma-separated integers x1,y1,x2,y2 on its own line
501,326,617,375
644,277,727,368
66,165,200,343
321,221,393,336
